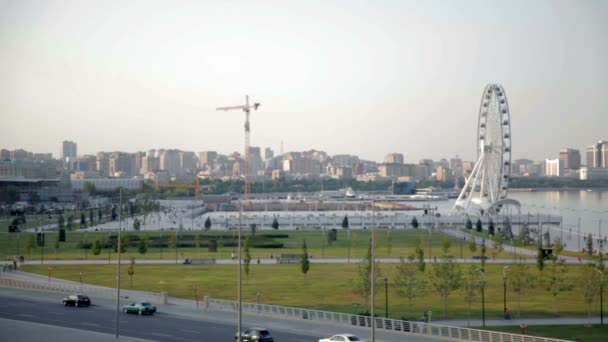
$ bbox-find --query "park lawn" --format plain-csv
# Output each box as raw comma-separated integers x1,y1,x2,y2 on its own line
1,229,523,262
482,325,608,342
21,262,603,321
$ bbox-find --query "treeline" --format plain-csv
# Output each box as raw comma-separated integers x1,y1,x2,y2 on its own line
510,176,608,189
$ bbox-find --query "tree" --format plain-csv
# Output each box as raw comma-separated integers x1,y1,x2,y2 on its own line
509,262,535,317
133,218,141,230
415,236,425,272
475,219,483,233
351,240,382,311
204,217,211,231
138,236,148,255
430,251,463,318
244,237,251,282
394,256,426,319
57,214,65,230
83,181,97,195
67,215,74,231
115,235,127,253
468,231,477,254
462,265,480,326
411,217,419,229
465,218,473,230
492,233,504,259
586,233,594,257
341,215,349,229
301,240,310,277
54,235,60,256
272,217,279,230
98,209,102,223
386,231,393,256
25,234,36,256
80,212,86,228
541,238,573,315
89,209,94,226
581,266,601,324
194,233,201,249
92,240,103,256
488,219,495,236
127,258,135,288
59,228,66,242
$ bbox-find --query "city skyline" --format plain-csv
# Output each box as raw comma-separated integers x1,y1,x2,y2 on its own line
2,1,608,162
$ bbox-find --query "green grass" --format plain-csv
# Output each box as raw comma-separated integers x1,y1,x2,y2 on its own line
20,262,605,322
2,228,529,262
483,325,608,342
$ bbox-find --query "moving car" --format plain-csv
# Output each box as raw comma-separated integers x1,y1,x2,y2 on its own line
122,301,157,315
319,334,366,342
235,328,274,342
62,294,91,307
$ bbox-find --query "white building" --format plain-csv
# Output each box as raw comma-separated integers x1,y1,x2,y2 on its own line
580,167,608,180
544,158,563,177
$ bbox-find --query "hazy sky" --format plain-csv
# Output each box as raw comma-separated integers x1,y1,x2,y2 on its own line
1,0,607,163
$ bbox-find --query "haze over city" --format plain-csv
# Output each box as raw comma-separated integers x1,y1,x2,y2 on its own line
1,0,607,162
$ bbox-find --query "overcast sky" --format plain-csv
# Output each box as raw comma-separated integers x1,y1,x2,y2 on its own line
1,0,607,163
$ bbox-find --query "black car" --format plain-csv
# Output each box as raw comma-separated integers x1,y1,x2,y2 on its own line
62,294,91,307
235,328,274,342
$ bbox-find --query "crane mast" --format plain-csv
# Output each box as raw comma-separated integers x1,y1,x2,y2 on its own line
216,95,261,208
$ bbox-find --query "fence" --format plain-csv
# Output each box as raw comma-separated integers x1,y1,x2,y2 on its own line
0,276,162,304
205,298,575,342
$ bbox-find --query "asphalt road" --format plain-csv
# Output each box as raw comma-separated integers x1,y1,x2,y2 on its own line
0,292,313,342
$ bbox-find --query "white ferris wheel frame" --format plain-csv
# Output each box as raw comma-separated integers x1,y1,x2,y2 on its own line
454,84,513,216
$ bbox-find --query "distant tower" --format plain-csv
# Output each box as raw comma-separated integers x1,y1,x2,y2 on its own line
61,140,77,170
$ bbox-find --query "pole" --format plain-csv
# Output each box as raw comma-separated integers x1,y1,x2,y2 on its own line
115,189,122,339
384,277,388,318
80,271,83,292
476,268,486,328
503,266,510,318
371,193,375,342
595,268,604,325
237,199,243,342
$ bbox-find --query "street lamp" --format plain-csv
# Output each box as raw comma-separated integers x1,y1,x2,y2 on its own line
594,268,604,325
476,268,486,328
79,271,83,292
503,266,510,319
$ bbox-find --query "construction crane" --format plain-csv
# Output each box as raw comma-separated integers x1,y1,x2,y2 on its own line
216,95,261,208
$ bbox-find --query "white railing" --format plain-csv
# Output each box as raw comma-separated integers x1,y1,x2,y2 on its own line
0,277,162,304
205,298,575,342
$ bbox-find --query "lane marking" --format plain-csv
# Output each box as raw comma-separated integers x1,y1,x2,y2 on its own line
149,332,172,338
179,329,199,334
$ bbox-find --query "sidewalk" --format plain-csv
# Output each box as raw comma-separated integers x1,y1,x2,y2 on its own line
0,317,151,342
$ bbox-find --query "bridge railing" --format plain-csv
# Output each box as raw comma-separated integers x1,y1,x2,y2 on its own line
205,297,574,342
0,277,162,304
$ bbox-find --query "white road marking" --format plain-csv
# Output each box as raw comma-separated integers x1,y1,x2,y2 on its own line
179,329,199,334
150,332,172,338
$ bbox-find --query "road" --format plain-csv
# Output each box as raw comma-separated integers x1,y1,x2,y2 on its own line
0,290,311,342
0,288,443,342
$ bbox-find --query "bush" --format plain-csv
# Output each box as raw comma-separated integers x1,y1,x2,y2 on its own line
250,242,284,249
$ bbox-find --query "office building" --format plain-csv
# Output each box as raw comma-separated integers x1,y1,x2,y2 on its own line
61,141,77,161
586,140,608,168
559,148,581,170
384,153,404,164
545,158,563,177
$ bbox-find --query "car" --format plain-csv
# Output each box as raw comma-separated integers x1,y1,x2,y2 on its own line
235,327,274,342
62,294,91,307
319,334,366,342
122,301,157,315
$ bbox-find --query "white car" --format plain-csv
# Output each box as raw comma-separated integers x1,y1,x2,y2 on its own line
319,334,366,342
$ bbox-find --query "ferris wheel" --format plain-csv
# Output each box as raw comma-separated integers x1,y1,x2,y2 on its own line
454,84,518,216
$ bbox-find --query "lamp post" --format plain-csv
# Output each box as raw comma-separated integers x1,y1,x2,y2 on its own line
79,271,83,292
594,268,604,325
384,277,389,318
503,266,510,318
476,268,486,328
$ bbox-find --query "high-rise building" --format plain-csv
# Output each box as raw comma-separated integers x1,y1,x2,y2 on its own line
160,150,181,174
0,149,10,161
198,151,218,168
141,155,160,174
264,147,274,160
384,153,404,164
61,141,77,161
10,149,28,161
544,158,563,177
586,140,608,168
180,151,197,172
96,152,110,177
559,148,581,170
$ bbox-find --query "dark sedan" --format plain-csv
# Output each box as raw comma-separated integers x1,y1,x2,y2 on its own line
122,301,157,315
62,294,91,307
235,328,274,342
